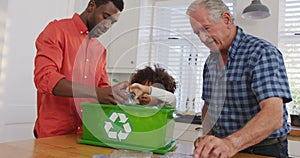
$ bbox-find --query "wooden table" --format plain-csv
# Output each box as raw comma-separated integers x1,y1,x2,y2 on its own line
0,134,270,158
289,126,300,137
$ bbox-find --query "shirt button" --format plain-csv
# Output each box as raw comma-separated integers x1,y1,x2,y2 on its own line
80,31,83,34
86,59,89,62
84,75,87,79
78,126,80,130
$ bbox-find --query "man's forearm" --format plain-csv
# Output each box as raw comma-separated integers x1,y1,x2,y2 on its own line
225,97,284,152
52,78,97,98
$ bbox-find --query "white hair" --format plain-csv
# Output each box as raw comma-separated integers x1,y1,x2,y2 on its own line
186,0,234,23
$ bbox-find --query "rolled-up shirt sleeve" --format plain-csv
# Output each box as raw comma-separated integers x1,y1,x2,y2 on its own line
34,21,66,94
150,86,177,107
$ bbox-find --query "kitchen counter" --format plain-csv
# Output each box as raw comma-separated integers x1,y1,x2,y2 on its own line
0,134,271,158
289,125,300,138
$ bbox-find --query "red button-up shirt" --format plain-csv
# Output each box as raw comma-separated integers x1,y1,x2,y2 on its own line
34,13,109,138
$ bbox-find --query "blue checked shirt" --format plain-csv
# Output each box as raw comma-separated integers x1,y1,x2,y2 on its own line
202,26,292,138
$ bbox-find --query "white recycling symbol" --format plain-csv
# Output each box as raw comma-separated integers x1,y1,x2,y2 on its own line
104,112,132,141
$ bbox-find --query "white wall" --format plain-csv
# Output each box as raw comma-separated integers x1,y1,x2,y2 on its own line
0,0,8,143
0,0,76,142
236,0,279,46
74,0,87,13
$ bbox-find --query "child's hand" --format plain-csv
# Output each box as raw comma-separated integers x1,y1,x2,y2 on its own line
129,83,151,99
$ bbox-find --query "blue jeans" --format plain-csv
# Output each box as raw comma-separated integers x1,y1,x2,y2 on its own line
241,138,289,158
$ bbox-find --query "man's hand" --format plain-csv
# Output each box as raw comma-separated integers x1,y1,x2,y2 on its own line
193,135,238,158
96,81,129,105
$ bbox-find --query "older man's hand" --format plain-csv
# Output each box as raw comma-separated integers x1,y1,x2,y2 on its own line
193,135,238,158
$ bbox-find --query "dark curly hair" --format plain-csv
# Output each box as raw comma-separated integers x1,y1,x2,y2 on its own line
130,65,176,93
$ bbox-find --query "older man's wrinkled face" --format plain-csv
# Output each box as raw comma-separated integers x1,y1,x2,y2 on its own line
189,4,231,53
88,2,120,38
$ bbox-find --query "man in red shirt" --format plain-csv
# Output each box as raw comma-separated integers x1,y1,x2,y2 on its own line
33,0,128,138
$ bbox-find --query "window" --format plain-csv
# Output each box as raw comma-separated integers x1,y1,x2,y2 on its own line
278,0,300,114
137,0,235,113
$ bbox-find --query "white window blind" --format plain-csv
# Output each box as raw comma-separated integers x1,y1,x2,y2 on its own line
278,0,300,110
137,0,235,113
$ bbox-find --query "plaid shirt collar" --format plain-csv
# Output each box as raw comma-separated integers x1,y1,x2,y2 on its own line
228,26,244,61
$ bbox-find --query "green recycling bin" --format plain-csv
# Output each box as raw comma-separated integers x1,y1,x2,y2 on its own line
77,102,177,154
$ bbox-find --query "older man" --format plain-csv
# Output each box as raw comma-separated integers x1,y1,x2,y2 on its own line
187,0,292,157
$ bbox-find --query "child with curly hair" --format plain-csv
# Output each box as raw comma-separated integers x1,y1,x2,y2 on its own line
128,65,177,107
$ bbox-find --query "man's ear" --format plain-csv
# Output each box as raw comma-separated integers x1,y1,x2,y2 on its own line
222,12,232,25
86,0,96,13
